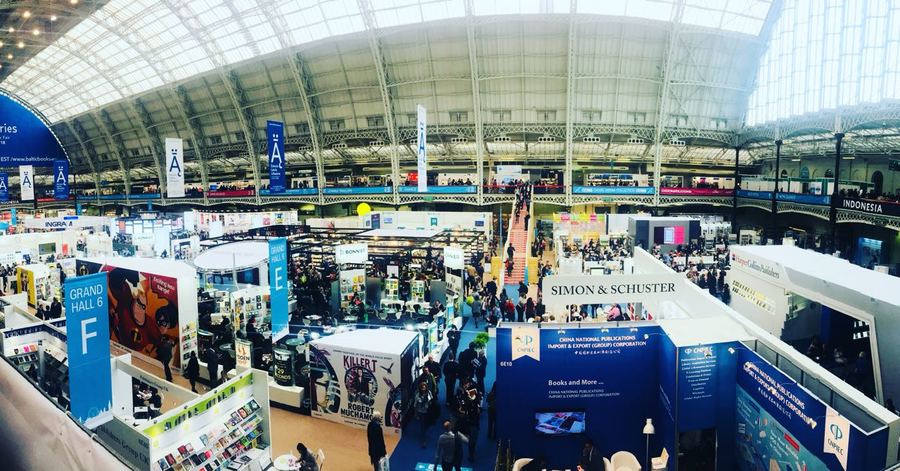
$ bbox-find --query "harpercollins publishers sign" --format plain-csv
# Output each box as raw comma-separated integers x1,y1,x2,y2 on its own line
542,274,682,305
731,251,781,280
838,196,900,217
335,243,368,265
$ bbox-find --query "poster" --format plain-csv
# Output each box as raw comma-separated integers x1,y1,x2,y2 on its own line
0,172,8,202
76,260,182,368
53,159,69,200
235,338,252,371
19,165,34,201
269,237,288,336
165,137,184,198
267,120,286,193
416,104,427,192
64,272,113,425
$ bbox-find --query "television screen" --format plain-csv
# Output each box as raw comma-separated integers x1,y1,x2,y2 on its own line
534,411,586,435
653,226,686,245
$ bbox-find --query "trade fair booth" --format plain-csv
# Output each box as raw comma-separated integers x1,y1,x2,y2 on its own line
15,263,55,308
75,256,200,374
195,210,298,236
193,240,271,288
628,216,701,252
726,245,900,405
308,328,419,433
497,270,900,471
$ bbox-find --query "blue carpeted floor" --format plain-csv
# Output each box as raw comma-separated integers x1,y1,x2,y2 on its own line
390,302,499,471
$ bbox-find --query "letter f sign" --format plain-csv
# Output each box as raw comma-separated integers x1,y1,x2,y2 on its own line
81,317,97,355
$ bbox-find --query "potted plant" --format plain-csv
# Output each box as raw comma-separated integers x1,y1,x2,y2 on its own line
473,332,490,351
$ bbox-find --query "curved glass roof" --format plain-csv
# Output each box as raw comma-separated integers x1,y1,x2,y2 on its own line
1,0,773,124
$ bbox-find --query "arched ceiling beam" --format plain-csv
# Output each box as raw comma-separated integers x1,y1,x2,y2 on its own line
464,0,485,203
652,0,685,208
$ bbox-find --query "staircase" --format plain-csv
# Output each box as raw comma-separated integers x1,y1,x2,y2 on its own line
503,203,529,285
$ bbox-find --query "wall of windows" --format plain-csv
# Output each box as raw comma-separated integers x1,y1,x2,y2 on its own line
748,0,900,125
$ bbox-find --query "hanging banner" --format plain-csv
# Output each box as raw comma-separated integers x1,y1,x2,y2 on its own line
235,338,253,371
416,104,427,193
267,120,286,194
824,407,850,471
542,274,683,306
53,159,69,200
336,243,368,265
0,93,68,166
19,165,34,201
64,272,113,426
269,237,289,337
165,137,184,198
0,172,8,202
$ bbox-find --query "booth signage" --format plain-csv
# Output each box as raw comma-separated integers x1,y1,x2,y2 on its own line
19,165,34,201
825,407,850,470
235,338,252,370
267,120,286,194
416,104,427,193
659,187,734,196
542,274,683,305
572,185,654,195
837,196,900,217
53,159,69,200
0,172,7,202
336,243,368,265
0,93,68,166
64,272,113,425
443,246,465,270
24,215,108,230
165,137,185,198
731,250,782,280
269,237,289,336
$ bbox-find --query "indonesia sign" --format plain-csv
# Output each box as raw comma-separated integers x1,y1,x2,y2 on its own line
542,274,683,305
837,196,900,217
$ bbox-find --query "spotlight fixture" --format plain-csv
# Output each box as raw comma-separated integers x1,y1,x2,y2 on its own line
7,27,13,33
23,11,31,19
0,41,4,47
17,41,24,49
32,28,40,36
50,15,58,22
6,54,12,60
70,0,79,5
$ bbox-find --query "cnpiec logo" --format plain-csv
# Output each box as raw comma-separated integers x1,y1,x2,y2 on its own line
824,407,850,470
511,325,540,362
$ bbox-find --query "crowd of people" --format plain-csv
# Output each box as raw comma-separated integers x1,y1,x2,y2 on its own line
840,187,900,204
652,241,732,304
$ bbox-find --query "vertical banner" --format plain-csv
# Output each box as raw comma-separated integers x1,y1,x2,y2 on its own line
269,237,289,337
824,407,850,471
64,272,112,426
19,165,34,201
53,159,69,200
267,120,286,194
165,137,185,198
235,338,253,371
0,173,8,202
416,104,427,192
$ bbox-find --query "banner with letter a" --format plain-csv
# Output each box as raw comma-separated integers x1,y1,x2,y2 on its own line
417,104,427,192
64,272,112,426
165,137,185,198
19,165,34,201
0,173,8,202
267,120,286,194
53,159,69,200
269,237,289,339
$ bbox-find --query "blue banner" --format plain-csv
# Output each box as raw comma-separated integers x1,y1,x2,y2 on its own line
260,187,317,196
269,237,289,336
267,120,286,194
76,202,82,215
323,186,391,195
0,93,68,166
10,207,16,225
776,192,830,205
572,185,655,195
398,185,476,194
736,189,773,200
0,173,8,202
64,272,112,425
53,159,69,200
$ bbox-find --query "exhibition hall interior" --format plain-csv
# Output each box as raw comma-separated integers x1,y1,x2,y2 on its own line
2,1,900,471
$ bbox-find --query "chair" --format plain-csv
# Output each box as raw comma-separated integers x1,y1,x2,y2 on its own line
316,448,326,470
604,457,614,471
610,451,641,471
651,448,669,470
511,458,533,471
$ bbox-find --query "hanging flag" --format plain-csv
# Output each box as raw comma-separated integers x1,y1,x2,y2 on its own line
165,137,185,198
417,104,427,192
267,120,286,194
54,159,69,200
0,173,7,203
19,165,34,201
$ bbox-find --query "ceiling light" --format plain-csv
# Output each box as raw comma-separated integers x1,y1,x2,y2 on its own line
7,28,13,34
17,41,24,49
32,28,40,36
842,156,855,160
6,54,12,60
50,15,58,22
0,41,4,47
22,11,31,19
790,158,801,162
70,0,79,5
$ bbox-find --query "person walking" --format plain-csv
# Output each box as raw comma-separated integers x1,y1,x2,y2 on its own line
443,352,459,407
474,349,487,392
157,338,173,382
206,346,219,388
368,411,387,471
457,342,477,381
456,380,483,461
446,325,461,357
414,381,434,448
186,351,200,393
435,421,467,471
486,383,497,440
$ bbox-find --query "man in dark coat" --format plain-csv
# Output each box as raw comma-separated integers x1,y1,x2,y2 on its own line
157,337,173,382
186,350,200,392
367,412,387,471
457,342,478,381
